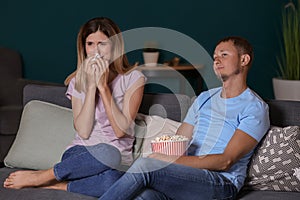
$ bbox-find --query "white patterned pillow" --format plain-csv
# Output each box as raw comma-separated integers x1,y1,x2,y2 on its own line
244,126,300,192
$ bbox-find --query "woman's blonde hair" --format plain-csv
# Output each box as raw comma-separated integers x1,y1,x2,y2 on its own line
64,17,132,92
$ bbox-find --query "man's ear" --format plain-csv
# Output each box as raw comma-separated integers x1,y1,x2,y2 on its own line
241,54,250,66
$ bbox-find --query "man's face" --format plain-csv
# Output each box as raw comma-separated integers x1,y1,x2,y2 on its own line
213,41,242,82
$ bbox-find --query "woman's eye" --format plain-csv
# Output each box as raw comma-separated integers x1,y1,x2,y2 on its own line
99,42,108,46
86,42,93,46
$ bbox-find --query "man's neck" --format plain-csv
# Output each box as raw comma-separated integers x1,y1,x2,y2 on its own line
221,77,248,98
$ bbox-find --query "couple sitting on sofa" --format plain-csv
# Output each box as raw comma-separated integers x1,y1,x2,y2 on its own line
3,17,270,200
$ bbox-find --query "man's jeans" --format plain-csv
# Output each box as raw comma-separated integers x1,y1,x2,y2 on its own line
53,143,124,197
99,157,238,200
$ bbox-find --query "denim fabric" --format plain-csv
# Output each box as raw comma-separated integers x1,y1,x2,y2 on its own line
99,158,238,200
134,189,171,200
68,169,124,197
53,143,123,197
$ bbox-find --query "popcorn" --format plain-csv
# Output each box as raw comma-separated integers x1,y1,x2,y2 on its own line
151,135,189,156
151,135,189,142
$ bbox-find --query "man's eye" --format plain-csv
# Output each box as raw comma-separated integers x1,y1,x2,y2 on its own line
222,53,227,57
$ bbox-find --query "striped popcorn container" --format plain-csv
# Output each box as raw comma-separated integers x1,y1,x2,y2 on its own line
151,140,188,156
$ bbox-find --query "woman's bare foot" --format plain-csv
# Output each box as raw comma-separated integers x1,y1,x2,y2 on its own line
42,181,68,191
3,168,55,189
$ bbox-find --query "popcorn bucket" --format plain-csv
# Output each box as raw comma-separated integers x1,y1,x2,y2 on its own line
151,140,188,156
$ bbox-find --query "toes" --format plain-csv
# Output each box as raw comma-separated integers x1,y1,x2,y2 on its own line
3,174,16,187
7,172,16,179
4,179,12,188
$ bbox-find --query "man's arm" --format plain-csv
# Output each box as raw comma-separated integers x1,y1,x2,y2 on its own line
176,122,194,140
149,129,257,171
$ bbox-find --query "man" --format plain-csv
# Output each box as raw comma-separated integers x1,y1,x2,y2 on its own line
99,36,270,200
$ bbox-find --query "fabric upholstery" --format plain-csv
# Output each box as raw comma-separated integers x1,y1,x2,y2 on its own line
134,113,181,159
1,83,300,200
245,126,300,192
23,84,71,108
4,100,75,170
0,47,23,106
0,47,24,163
0,167,97,200
0,48,63,163
267,100,300,127
139,93,191,122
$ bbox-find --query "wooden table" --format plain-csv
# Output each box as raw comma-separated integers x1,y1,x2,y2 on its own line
137,64,204,96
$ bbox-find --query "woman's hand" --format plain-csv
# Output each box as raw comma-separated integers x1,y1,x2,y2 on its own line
94,58,109,92
82,55,99,90
82,54,109,91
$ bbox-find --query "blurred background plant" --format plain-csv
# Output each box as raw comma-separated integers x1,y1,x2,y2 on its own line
277,0,300,80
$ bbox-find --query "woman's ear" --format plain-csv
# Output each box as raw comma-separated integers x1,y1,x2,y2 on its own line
241,54,250,66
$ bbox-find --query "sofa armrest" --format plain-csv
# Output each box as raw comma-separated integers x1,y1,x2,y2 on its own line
0,106,23,135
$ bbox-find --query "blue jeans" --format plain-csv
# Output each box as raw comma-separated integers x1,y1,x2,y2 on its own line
134,189,171,200
53,143,124,197
99,157,238,200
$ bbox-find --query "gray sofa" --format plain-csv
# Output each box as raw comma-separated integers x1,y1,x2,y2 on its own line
0,47,63,165
0,83,299,200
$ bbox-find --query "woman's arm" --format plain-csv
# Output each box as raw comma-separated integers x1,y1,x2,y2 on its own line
72,57,99,139
71,87,97,139
99,76,145,138
149,129,258,171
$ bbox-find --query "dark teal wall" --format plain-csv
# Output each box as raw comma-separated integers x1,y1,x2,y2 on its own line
0,0,286,99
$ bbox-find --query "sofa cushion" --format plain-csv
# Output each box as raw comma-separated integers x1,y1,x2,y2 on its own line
4,100,75,170
3,99,182,170
0,168,97,200
244,126,300,192
138,93,191,122
133,113,181,159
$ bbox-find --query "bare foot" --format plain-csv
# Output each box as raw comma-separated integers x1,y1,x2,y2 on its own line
3,168,55,189
42,181,68,191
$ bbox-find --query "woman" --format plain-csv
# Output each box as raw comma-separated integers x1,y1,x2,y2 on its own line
4,17,146,198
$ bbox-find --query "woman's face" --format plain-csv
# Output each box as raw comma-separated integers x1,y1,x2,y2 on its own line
85,31,112,61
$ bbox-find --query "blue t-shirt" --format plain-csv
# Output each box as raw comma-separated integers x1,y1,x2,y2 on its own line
184,87,270,191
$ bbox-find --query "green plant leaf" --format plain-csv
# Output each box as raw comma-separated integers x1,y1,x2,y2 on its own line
277,0,300,80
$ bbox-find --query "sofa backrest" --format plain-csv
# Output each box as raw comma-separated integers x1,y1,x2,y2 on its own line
265,99,300,126
23,84,71,108
0,47,23,105
23,84,191,122
23,84,300,126
139,93,191,121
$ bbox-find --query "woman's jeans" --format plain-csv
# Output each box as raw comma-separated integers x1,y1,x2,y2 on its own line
53,143,124,197
99,157,238,200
